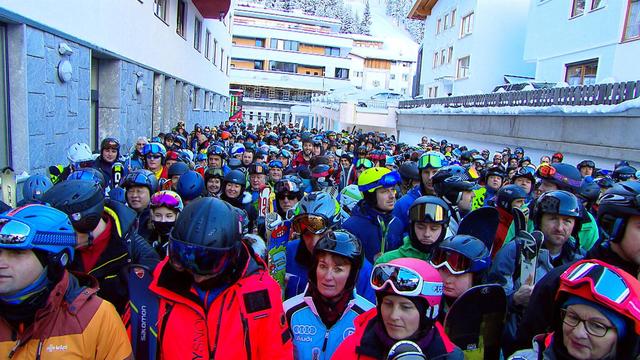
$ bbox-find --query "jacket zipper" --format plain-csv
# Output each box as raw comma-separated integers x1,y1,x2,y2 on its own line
209,292,228,359
241,314,252,360
321,330,329,352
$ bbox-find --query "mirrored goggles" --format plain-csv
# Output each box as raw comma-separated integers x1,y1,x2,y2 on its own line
370,263,443,298
418,153,444,169
292,214,329,235
430,248,472,275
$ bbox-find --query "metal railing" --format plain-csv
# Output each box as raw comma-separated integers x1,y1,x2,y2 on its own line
399,80,640,109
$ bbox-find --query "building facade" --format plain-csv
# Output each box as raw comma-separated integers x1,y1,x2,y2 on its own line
409,0,535,97
229,4,353,126
0,0,232,173
524,0,640,85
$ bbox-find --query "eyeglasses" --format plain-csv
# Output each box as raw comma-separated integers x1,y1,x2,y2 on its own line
358,171,402,192
146,154,162,160
560,309,614,337
292,214,329,235
418,152,444,169
168,238,237,276
370,263,443,298
430,249,473,275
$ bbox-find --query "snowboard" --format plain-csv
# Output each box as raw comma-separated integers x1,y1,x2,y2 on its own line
258,187,272,218
1,167,17,208
127,265,159,360
511,207,528,233
111,162,124,188
457,207,500,252
518,230,545,286
265,211,290,292
444,284,508,360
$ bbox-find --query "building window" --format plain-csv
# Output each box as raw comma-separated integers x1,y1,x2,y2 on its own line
402,74,409,81
270,61,296,73
623,0,640,41
444,14,449,29
591,0,604,10
451,9,456,26
565,59,598,85
255,38,264,47
0,25,7,168
194,17,202,51
335,68,349,79
456,56,470,79
205,31,211,59
460,13,474,37
254,60,264,70
571,0,585,17
433,52,438,68
436,18,442,34
176,0,186,38
390,74,396,80
283,40,299,51
325,47,340,56
448,46,453,63
193,88,199,110
154,0,167,21
269,38,278,49
440,49,446,65
221,49,225,71
213,39,218,66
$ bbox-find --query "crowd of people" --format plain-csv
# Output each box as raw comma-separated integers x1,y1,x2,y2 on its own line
1,119,639,360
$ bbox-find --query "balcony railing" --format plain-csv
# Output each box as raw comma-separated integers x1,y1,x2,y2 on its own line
399,80,640,109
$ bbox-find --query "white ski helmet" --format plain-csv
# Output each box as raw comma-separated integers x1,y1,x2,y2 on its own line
66,143,93,164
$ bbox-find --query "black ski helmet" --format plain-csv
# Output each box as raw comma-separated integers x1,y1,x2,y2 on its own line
597,181,640,243
612,165,637,182
496,184,528,211
176,170,204,201
399,161,420,182
532,190,582,236
310,230,364,291
537,163,582,193
168,162,190,178
41,179,105,233
224,169,246,188
408,196,451,252
169,197,242,280
433,175,477,205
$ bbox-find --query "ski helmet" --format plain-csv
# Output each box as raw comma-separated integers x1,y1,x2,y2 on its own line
176,170,204,201
612,166,637,182
67,168,107,190
597,181,640,243
293,192,343,230
339,184,364,215
21,174,53,204
100,137,120,157
169,197,243,281
417,151,446,171
0,204,77,263
536,163,582,193
430,234,491,284
399,161,420,182
310,230,364,291
168,162,190,178
204,167,225,183
577,160,596,170
150,190,184,212
408,195,451,251
41,179,105,234
532,190,582,235
386,341,426,360
66,143,94,168
121,169,158,194
433,175,477,205
224,169,246,188
496,184,528,211
207,144,227,160
275,175,304,199
142,142,167,158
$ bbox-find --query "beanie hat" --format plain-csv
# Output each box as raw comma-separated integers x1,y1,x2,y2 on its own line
563,295,627,339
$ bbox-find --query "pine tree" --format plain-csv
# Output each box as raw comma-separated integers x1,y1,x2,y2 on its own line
340,5,356,33
360,0,372,35
354,12,362,34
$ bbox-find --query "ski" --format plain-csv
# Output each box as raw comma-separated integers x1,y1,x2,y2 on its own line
265,212,289,292
127,265,159,360
512,207,527,233
111,162,124,188
518,230,544,286
457,207,500,253
1,167,17,208
444,284,507,360
258,186,272,218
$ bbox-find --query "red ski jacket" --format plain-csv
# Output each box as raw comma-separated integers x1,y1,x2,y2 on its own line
493,207,514,258
149,256,294,360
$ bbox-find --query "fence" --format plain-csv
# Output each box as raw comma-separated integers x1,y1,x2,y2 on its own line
399,80,640,109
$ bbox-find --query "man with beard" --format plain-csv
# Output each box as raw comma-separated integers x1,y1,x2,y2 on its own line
292,137,313,168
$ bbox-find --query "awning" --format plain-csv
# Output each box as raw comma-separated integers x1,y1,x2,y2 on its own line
192,0,231,19
407,0,439,20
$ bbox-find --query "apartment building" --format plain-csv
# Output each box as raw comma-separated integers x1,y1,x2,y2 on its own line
229,4,353,125
409,0,535,97
0,0,232,173
524,0,640,85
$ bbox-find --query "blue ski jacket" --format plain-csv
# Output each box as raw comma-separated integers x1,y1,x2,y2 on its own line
388,186,423,247
342,200,400,263
284,287,373,360
285,238,376,303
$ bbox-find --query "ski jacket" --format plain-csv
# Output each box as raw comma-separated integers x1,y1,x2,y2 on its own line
292,151,310,168
93,156,116,189
331,309,463,360
504,212,599,251
375,235,430,264
493,206,514,258
336,165,357,190
391,185,422,232
284,239,376,303
342,200,397,263
510,333,561,360
148,256,294,360
284,287,374,360
0,271,132,359
70,199,160,314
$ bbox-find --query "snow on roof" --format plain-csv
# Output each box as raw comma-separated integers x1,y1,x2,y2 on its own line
350,46,416,62
349,33,385,42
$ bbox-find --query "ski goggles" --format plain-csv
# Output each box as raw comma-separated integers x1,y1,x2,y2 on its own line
418,152,444,169
537,164,582,188
578,160,596,169
292,214,330,235
268,160,283,169
409,202,448,223
371,263,443,298
275,180,301,194
430,248,473,275
0,217,76,252
356,159,374,169
168,238,237,276
514,166,536,178
150,192,183,211
561,261,640,316
358,171,401,193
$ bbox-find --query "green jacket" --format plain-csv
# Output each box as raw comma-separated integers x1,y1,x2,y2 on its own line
504,211,599,251
375,236,430,264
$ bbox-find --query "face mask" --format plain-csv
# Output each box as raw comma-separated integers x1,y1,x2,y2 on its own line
153,220,175,235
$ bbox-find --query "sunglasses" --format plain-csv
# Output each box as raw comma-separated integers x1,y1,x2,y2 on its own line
370,263,443,298
277,193,298,201
146,154,162,160
292,214,329,235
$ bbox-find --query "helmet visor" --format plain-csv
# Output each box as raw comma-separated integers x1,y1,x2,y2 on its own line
370,263,443,298
430,248,472,275
292,214,329,235
168,238,236,276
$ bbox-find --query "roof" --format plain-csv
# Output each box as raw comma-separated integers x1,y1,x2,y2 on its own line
350,46,417,62
234,3,342,27
408,0,439,20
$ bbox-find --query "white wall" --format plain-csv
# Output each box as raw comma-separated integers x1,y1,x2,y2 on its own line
524,0,640,83
0,0,231,95
233,25,352,50
230,68,350,91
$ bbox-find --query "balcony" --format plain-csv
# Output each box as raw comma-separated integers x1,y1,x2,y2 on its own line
230,68,350,92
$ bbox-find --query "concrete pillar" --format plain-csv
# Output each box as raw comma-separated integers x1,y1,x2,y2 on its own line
97,58,121,141
174,81,184,125
163,77,176,131
152,73,164,136
6,24,29,173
